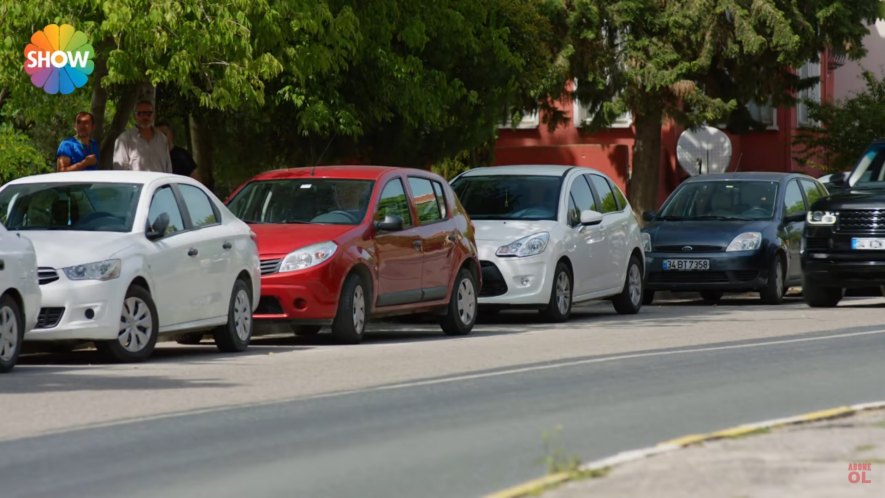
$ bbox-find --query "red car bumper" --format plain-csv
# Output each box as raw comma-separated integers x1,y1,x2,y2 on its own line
255,262,343,324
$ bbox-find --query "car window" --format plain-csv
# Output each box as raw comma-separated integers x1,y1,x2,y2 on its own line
451,175,561,221
376,179,413,228
587,174,619,213
432,181,448,218
178,184,218,228
408,177,443,224
0,182,140,232
659,180,778,220
609,179,629,210
227,179,373,225
800,179,826,208
568,176,597,226
783,180,806,217
148,185,185,235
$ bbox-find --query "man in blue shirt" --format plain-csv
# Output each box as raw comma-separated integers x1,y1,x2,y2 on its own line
56,112,99,172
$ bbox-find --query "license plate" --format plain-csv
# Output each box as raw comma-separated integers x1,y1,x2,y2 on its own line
851,238,885,250
662,259,710,271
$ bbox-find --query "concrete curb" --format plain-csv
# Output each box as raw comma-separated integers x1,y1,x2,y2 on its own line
486,401,885,498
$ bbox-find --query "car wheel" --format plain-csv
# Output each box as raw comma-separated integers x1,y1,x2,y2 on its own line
96,285,158,362
540,262,572,322
213,279,253,353
760,256,786,304
0,295,24,374
642,290,655,305
803,278,843,308
176,332,204,345
440,269,477,336
612,256,643,314
700,290,723,303
292,325,322,336
331,273,369,344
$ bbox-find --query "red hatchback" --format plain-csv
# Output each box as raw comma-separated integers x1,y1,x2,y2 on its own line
226,166,481,343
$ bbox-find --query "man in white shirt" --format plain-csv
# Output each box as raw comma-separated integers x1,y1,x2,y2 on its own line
113,100,173,173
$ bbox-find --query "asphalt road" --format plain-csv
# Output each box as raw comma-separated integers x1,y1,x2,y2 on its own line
3,294,885,497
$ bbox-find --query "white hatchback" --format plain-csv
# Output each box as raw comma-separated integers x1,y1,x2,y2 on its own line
451,165,645,321
0,171,260,362
0,224,40,373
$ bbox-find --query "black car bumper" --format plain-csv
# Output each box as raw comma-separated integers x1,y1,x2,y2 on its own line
644,251,769,291
801,252,885,287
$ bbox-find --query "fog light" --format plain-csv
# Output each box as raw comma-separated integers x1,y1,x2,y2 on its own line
519,276,533,287
84,308,95,319
293,298,307,310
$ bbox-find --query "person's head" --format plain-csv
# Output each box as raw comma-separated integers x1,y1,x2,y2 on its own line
156,122,174,150
73,111,94,139
134,100,155,129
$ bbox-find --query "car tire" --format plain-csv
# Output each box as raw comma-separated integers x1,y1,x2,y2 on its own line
540,262,572,322
213,279,253,353
0,294,24,374
700,290,723,303
440,269,478,336
176,332,204,345
292,325,322,336
760,256,786,305
612,256,643,315
331,273,369,344
642,290,655,305
803,278,843,308
96,285,159,362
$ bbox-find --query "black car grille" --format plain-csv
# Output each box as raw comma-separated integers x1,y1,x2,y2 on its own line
35,307,64,329
653,245,724,253
837,209,885,233
256,296,284,315
804,237,830,251
260,259,282,275
37,267,59,285
479,261,508,297
648,270,759,284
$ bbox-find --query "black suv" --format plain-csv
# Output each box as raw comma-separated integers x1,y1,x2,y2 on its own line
802,140,885,306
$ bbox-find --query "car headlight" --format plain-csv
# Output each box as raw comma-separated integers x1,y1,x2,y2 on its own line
63,259,121,281
496,232,549,257
807,210,837,225
279,241,337,272
726,232,762,252
641,233,652,253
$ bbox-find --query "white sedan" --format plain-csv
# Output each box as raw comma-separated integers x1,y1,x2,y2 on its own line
0,224,40,373
451,165,645,321
0,171,260,362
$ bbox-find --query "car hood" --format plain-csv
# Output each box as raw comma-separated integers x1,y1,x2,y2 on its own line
472,220,559,243
643,220,771,247
249,223,358,257
21,231,134,267
814,188,885,210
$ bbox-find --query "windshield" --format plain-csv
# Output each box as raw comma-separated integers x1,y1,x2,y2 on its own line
848,145,885,188
0,182,142,232
451,175,561,221
658,180,778,221
227,179,374,225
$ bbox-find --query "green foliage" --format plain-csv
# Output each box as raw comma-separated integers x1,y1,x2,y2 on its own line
540,426,582,475
794,70,885,173
0,125,52,182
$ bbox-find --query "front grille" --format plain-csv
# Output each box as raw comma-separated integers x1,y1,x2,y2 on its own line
838,209,885,233
256,296,284,315
35,307,64,329
804,237,830,251
260,259,282,275
654,245,724,253
479,261,508,297
37,267,59,285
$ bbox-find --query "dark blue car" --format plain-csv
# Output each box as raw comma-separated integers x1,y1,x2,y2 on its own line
642,172,828,304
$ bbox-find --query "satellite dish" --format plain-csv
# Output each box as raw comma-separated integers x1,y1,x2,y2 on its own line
676,126,733,176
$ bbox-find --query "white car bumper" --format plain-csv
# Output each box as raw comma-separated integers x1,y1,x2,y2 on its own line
476,243,553,306
27,276,128,341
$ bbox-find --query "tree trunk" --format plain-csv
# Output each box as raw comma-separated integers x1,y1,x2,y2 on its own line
89,39,112,148
0,88,9,114
628,104,664,215
99,85,139,170
189,113,215,191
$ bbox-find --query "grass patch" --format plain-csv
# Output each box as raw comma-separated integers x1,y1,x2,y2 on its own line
855,444,876,453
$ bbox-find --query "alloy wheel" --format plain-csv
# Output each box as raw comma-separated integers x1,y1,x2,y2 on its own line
628,263,642,306
0,305,18,362
233,289,252,342
352,285,366,334
555,271,571,315
118,296,153,353
456,277,476,325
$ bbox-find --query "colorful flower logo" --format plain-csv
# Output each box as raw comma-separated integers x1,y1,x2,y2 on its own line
23,24,94,95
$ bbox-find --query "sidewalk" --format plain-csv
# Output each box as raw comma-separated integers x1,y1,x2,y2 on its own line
497,405,885,498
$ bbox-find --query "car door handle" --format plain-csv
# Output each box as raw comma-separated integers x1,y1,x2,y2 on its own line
412,240,423,251
187,248,199,257
222,241,233,250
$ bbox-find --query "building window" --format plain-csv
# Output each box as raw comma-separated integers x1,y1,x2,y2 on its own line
746,100,777,129
797,61,820,127
498,111,540,129
573,99,633,128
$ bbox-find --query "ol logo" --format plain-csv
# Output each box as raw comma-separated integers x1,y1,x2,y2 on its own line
23,24,94,95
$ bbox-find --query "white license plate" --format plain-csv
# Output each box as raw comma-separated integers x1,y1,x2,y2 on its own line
663,259,710,271
851,238,885,250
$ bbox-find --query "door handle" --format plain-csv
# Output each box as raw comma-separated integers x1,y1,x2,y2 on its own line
222,241,233,250
412,240,423,251
187,248,199,257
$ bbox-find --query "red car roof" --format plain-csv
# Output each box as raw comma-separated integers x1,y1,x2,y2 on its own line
251,166,403,181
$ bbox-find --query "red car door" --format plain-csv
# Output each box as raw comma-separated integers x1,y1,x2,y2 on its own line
373,177,424,307
407,176,454,302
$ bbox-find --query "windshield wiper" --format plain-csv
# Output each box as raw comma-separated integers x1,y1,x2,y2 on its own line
656,215,685,221
692,215,753,221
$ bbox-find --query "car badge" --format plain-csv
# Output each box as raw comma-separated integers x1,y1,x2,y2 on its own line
681,246,693,252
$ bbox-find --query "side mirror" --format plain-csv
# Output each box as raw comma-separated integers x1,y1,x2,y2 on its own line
374,214,404,232
146,212,170,241
829,172,847,187
580,210,603,226
642,210,656,222
785,212,805,223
